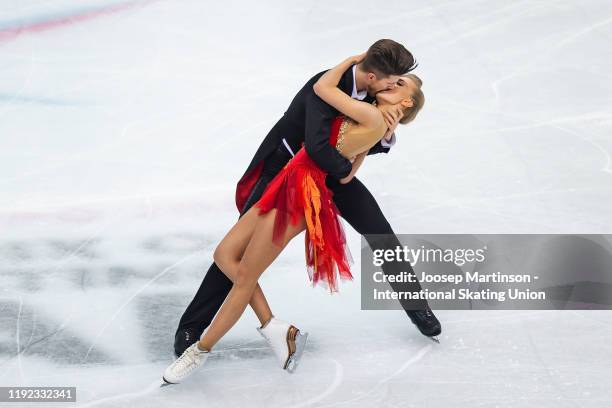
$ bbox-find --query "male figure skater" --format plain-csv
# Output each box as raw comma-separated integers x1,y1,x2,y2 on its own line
174,39,442,358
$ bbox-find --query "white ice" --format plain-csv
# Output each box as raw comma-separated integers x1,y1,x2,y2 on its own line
1,0,612,407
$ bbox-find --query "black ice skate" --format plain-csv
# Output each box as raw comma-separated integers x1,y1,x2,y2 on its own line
406,304,441,343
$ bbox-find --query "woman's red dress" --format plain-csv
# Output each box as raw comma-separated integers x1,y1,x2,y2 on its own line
254,116,353,292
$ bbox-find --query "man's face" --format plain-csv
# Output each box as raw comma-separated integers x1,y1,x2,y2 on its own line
366,73,400,96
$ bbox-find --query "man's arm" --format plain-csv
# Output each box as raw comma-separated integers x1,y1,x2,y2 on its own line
304,87,353,179
339,150,367,184
367,128,397,155
367,140,391,155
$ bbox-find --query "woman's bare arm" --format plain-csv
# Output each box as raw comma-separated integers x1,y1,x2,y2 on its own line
313,55,382,129
339,150,368,184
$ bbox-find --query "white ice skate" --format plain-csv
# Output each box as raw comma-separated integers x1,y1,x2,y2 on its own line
162,342,209,385
257,317,308,373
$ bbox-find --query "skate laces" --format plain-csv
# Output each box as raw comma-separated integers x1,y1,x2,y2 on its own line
173,343,207,376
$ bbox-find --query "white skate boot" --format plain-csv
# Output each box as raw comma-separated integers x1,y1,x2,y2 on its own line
256,317,308,373
162,342,209,385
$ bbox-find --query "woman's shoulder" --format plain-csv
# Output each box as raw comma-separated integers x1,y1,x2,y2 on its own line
361,102,385,130
346,111,386,137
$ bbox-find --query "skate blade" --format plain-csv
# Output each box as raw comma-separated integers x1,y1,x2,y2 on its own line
160,378,175,387
286,331,308,374
429,336,440,344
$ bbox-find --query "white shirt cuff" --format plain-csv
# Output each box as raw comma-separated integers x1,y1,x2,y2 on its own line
380,132,396,148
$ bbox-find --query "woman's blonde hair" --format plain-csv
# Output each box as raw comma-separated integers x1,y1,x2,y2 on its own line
399,73,425,125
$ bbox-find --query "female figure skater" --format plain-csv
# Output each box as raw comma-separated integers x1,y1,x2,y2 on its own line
162,53,425,384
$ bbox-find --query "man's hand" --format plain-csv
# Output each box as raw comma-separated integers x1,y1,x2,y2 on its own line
339,174,354,184
339,157,356,183
339,151,367,184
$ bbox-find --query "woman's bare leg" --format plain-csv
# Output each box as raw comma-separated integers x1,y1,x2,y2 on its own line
200,208,306,350
214,206,275,326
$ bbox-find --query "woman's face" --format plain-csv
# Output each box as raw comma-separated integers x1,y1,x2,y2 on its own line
375,76,416,106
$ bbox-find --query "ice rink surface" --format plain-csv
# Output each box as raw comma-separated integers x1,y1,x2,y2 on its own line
1,0,612,406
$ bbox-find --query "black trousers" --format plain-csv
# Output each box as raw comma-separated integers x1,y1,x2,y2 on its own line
176,146,425,337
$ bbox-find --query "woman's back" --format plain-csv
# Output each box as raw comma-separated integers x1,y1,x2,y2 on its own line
335,115,387,159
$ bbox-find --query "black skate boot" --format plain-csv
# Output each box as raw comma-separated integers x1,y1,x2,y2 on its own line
406,304,442,343
174,327,198,358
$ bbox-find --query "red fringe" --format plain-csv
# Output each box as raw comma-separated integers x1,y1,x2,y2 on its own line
255,118,353,291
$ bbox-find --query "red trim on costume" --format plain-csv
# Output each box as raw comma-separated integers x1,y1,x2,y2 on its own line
235,161,264,212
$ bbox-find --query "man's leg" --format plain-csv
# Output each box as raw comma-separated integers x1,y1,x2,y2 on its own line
174,146,292,355
327,176,442,338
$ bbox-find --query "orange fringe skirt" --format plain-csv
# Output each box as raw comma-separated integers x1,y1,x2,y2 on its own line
254,147,353,292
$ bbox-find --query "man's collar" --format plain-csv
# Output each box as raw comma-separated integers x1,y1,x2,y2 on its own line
351,65,367,100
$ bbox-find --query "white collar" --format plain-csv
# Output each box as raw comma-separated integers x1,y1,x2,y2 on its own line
351,65,367,100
